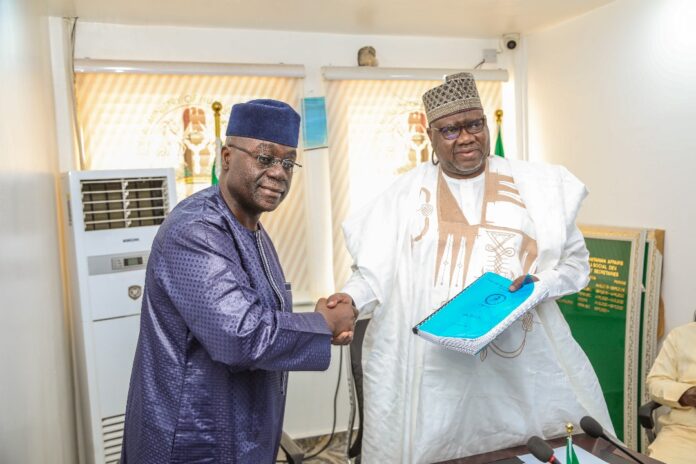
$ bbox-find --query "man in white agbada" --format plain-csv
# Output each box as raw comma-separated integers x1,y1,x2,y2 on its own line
327,73,613,463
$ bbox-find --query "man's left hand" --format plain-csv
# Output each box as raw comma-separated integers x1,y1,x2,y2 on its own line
679,386,696,407
508,274,539,292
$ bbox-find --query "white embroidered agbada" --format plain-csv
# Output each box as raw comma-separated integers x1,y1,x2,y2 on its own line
342,156,613,464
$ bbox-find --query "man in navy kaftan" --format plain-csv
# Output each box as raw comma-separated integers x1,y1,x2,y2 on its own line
121,99,357,463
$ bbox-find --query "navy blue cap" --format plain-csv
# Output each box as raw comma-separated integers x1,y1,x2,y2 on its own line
225,99,301,148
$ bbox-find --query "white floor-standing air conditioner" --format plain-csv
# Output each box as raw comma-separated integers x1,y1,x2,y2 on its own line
61,169,177,464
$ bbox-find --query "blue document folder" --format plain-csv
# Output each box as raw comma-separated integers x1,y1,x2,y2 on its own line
412,272,549,355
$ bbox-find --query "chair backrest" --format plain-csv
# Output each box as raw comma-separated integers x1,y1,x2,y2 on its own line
347,318,370,460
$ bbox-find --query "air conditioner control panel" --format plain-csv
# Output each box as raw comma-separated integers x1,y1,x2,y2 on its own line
88,251,150,276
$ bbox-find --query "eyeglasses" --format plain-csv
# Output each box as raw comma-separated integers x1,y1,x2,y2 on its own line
432,116,487,140
227,143,302,173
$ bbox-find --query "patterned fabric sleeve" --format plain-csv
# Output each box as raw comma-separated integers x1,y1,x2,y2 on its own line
155,218,332,373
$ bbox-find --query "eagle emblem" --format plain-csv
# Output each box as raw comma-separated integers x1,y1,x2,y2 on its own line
128,285,142,300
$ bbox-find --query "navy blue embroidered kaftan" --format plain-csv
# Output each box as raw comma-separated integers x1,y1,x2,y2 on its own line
121,186,331,463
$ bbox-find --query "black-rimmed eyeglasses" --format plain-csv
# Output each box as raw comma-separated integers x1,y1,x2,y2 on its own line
432,116,487,140
227,143,302,173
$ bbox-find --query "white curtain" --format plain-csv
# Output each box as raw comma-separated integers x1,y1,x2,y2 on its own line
74,73,311,293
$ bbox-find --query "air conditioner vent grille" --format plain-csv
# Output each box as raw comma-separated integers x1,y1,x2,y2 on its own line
102,414,125,463
81,177,169,231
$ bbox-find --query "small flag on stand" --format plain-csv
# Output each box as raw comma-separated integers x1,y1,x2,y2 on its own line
211,101,223,185
494,109,505,158
566,422,581,464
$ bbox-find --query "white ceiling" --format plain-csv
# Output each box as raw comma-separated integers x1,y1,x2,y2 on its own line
51,0,615,38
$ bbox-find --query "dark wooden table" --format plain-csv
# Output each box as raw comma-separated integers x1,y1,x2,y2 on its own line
435,433,664,464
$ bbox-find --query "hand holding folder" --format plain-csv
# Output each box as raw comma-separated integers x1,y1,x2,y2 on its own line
412,272,549,355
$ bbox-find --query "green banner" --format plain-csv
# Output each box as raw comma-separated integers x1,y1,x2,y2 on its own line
557,227,663,452
558,237,632,440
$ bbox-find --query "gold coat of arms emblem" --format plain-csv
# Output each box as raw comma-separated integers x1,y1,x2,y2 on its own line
128,285,142,300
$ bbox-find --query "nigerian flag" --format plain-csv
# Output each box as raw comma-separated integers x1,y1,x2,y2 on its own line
494,109,505,158
211,101,223,185
211,137,222,185
566,435,580,464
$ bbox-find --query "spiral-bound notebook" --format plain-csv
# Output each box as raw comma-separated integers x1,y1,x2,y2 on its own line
412,272,549,355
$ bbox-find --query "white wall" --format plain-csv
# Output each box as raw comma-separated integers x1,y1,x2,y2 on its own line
527,0,696,336
63,21,504,439
0,0,77,463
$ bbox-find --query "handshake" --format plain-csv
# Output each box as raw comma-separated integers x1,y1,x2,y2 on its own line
315,293,358,345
